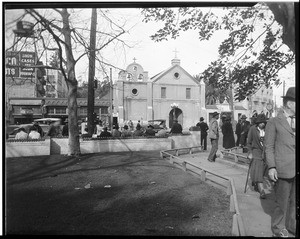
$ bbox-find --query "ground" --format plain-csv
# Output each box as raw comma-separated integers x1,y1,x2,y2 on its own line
5,151,233,236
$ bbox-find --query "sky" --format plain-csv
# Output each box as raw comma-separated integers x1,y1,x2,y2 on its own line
3,5,296,104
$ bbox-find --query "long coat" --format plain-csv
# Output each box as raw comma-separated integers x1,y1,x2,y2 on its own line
264,111,295,179
221,121,235,149
246,125,264,160
240,120,250,146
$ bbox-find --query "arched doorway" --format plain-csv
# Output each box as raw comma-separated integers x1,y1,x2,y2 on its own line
169,108,183,128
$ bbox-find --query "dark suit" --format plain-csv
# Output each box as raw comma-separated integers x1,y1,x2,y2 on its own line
264,111,295,235
196,121,209,150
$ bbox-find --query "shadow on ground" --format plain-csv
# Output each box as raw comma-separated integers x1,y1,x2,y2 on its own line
5,151,233,236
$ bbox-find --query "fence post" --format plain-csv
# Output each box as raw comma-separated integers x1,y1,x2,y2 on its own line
234,154,238,163
189,148,192,154
227,180,233,195
232,214,239,236
176,150,179,156
230,194,235,212
200,170,206,181
170,155,174,164
182,162,187,171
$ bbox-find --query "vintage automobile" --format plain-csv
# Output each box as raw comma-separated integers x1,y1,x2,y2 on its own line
147,119,167,133
7,118,62,139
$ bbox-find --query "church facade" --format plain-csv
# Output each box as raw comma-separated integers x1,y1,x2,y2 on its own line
113,57,206,129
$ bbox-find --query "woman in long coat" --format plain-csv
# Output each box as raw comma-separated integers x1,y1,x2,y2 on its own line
246,113,268,199
221,116,235,149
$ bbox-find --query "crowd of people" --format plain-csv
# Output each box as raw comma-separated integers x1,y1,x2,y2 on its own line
203,87,296,237
90,120,172,138
10,87,296,237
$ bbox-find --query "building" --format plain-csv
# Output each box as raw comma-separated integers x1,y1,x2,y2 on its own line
113,57,206,129
45,69,68,98
6,97,110,125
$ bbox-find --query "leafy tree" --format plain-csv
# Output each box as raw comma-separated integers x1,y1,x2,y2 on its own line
141,3,295,101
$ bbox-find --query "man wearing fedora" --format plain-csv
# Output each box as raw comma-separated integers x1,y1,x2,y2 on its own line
196,117,209,150
265,87,296,237
207,111,220,162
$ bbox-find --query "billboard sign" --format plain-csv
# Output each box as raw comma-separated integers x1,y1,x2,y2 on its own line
5,51,36,78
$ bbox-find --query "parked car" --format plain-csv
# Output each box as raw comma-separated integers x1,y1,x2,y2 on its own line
147,119,167,133
33,118,62,125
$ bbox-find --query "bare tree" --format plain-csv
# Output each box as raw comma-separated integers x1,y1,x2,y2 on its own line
5,8,131,155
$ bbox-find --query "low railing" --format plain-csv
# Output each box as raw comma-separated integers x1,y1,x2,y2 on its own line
220,147,248,164
160,146,246,236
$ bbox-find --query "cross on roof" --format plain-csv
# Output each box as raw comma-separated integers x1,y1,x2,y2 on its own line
173,48,179,58
133,57,137,63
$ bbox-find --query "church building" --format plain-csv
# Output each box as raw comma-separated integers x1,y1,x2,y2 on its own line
113,56,206,129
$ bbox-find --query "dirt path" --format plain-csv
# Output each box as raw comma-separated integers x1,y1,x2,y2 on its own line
5,151,233,236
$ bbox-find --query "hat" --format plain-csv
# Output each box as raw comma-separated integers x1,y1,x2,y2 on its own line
255,113,267,124
212,111,219,118
281,87,295,101
200,117,204,121
241,114,247,119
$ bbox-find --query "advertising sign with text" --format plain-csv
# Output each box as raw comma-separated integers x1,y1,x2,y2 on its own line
5,51,36,78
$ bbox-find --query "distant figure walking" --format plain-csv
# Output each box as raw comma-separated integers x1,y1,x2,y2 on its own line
221,116,235,149
196,117,209,150
207,112,219,162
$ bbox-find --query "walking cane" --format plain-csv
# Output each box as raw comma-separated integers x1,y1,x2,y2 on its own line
244,157,253,193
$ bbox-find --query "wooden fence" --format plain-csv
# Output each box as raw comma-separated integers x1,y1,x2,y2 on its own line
160,146,246,236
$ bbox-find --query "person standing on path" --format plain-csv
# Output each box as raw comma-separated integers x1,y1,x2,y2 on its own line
196,117,209,150
221,116,235,149
246,113,268,199
235,118,242,146
239,114,251,153
264,87,296,238
207,111,220,162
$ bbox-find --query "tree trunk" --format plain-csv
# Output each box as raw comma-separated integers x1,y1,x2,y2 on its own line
67,82,81,155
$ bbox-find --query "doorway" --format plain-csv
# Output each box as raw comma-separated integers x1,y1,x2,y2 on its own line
169,108,183,128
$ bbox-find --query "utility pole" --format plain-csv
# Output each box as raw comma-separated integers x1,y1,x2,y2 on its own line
87,8,97,136
109,68,113,130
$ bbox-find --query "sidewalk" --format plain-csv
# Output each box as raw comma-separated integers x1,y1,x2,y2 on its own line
177,150,276,237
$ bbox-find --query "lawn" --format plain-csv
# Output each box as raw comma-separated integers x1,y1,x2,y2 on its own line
5,151,233,236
